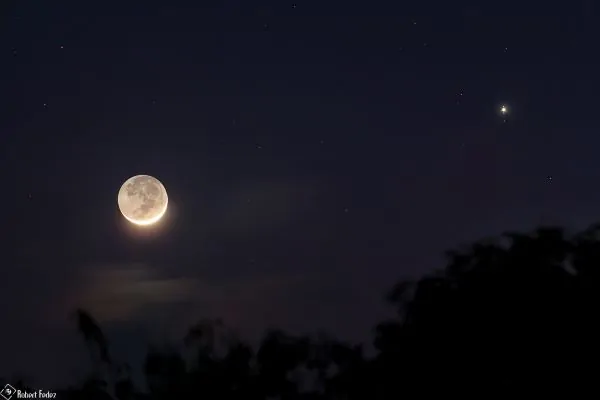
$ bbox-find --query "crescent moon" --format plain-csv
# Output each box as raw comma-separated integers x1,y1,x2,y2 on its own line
117,175,168,226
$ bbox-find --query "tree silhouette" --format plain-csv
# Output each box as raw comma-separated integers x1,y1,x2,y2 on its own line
9,222,600,398
374,226,598,395
144,346,187,398
75,309,111,366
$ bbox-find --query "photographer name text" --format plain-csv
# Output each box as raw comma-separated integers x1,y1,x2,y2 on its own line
13,390,56,399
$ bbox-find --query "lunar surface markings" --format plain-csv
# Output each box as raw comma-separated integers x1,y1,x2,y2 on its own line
118,175,168,226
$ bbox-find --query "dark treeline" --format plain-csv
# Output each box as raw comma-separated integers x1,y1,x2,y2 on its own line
5,224,600,398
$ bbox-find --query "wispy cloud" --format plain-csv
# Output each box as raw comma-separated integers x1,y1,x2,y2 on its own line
64,262,312,332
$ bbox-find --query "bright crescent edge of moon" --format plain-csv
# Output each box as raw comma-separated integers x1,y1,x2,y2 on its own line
118,175,169,226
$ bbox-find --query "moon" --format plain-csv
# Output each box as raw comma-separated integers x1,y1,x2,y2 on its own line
117,175,168,226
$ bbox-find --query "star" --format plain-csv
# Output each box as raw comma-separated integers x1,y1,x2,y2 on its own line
500,105,508,115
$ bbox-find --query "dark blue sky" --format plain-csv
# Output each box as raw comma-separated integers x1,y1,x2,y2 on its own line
1,0,598,386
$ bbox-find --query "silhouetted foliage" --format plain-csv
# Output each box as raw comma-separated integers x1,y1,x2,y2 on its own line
9,224,600,397
373,226,598,396
75,309,111,365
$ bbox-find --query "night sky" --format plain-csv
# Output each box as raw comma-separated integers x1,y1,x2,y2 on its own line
1,0,598,386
